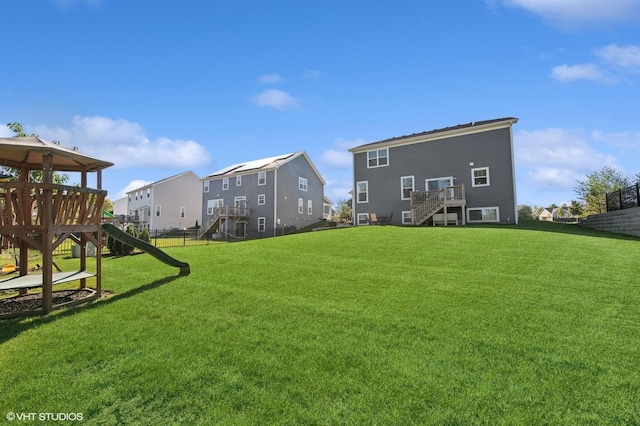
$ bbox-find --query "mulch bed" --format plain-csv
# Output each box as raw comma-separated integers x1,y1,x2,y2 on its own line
0,289,99,318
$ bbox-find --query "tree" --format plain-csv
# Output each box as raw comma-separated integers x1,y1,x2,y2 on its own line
103,198,114,213
517,205,534,220
334,198,352,223
574,166,630,215
569,200,584,217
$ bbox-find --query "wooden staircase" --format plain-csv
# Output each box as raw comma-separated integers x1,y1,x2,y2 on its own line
199,205,251,239
411,185,466,225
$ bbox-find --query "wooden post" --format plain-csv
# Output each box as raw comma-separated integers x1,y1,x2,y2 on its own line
41,155,54,314
96,167,103,298
79,170,87,290
18,165,29,296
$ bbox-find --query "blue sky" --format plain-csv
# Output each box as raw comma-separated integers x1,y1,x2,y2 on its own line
2,0,640,207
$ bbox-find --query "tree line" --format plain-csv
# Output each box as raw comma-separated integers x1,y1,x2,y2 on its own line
520,166,640,220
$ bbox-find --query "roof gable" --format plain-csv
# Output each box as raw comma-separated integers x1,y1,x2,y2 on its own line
204,151,326,184
0,136,114,171
349,117,518,153
126,171,199,194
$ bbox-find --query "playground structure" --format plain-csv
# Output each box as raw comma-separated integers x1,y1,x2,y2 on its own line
0,137,113,314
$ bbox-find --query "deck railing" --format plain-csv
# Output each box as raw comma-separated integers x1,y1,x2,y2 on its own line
200,205,251,238
0,182,106,228
411,185,465,225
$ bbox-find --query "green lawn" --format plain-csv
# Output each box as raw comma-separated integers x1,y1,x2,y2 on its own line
1,221,639,424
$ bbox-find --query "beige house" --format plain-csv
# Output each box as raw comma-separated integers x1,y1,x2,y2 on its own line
127,171,202,232
538,207,572,222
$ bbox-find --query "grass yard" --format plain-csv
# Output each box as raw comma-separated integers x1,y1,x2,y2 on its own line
0,221,639,424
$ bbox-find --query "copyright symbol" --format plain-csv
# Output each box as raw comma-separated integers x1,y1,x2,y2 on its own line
6,412,15,421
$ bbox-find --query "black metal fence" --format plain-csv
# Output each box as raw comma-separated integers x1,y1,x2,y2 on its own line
606,182,640,212
51,229,213,257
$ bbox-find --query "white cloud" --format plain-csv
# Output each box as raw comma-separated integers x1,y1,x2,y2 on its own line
591,129,640,152
304,69,322,79
596,44,640,72
253,89,299,110
491,0,640,28
319,138,365,169
515,128,619,191
550,63,613,83
115,179,154,199
34,115,212,169
52,0,105,7
0,126,14,137
258,74,282,84
324,177,353,203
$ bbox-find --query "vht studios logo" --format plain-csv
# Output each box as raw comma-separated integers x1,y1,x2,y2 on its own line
6,412,84,422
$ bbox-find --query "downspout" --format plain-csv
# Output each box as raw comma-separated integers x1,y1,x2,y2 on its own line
273,169,278,237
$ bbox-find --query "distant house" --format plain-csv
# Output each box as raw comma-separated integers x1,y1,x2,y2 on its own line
126,171,202,232
112,196,128,217
538,207,572,222
200,151,326,240
349,117,519,226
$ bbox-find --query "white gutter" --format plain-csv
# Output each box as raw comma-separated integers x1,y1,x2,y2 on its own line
273,168,278,237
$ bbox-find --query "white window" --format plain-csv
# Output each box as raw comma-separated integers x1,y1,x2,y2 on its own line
234,196,247,209
258,194,266,205
401,176,414,200
207,199,223,215
155,205,161,217
258,217,266,232
367,148,388,168
356,181,368,203
147,188,151,198
222,177,229,190
298,198,304,214
258,172,266,186
472,167,490,187
468,207,500,223
180,207,185,218
203,180,209,193
426,177,453,192
236,175,242,186
308,200,312,215
128,194,131,201
357,213,369,225
299,177,308,191
402,211,412,224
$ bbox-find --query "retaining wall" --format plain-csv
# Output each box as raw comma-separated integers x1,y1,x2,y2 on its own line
578,208,640,238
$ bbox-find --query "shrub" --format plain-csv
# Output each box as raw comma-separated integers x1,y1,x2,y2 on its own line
139,227,151,243
120,225,138,255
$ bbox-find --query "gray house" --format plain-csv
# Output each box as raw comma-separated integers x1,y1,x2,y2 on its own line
200,151,326,239
126,170,203,232
349,117,519,226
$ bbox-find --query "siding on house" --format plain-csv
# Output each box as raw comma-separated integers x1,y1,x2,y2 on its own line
201,151,326,239
350,118,519,225
126,171,202,231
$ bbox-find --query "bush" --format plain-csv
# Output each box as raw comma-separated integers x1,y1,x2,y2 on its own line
139,227,151,243
120,225,138,255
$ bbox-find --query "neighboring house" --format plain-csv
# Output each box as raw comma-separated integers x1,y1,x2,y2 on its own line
200,151,326,240
323,195,334,221
538,207,572,221
126,171,202,232
112,196,128,216
349,117,519,226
